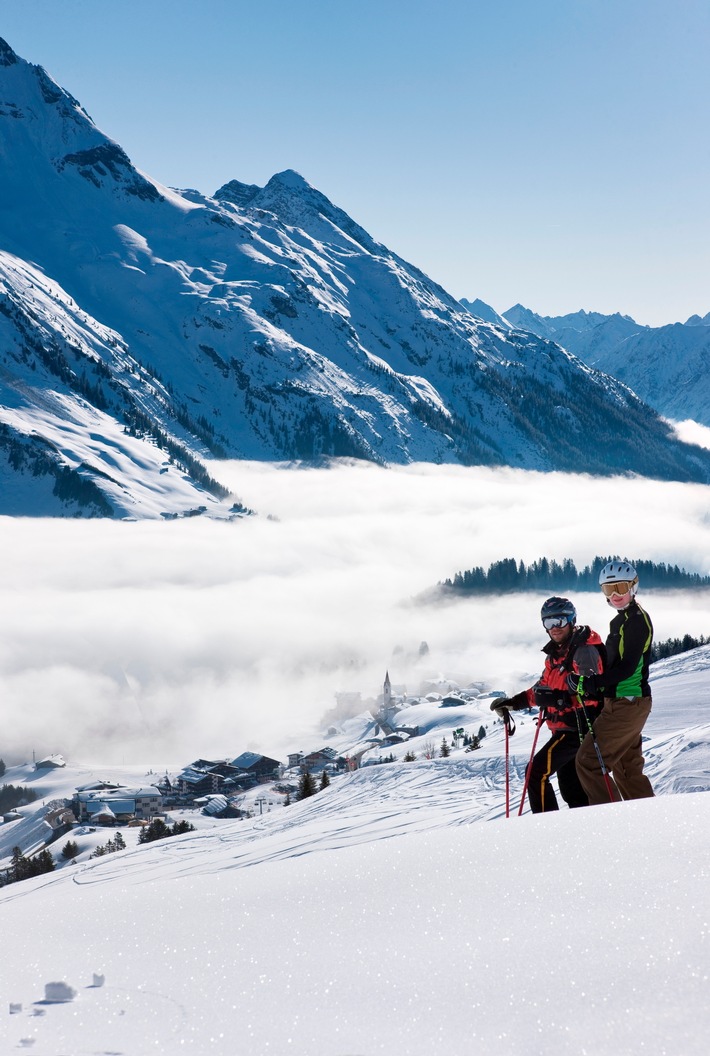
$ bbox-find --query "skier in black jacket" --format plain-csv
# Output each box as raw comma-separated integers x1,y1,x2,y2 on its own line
567,561,654,804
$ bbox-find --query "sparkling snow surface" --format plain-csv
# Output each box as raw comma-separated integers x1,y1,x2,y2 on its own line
1,651,709,1055
2,463,710,1053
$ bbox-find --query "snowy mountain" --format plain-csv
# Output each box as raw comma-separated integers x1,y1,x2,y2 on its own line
458,296,513,330
584,321,710,426
686,311,710,326
470,300,710,427
3,36,710,517
1,646,709,1054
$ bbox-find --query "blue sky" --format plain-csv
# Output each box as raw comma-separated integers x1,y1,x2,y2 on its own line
2,0,708,325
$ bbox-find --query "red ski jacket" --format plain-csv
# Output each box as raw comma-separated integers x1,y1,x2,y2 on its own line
512,625,606,733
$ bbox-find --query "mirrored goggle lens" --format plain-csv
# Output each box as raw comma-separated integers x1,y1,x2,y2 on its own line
601,581,633,598
542,615,571,629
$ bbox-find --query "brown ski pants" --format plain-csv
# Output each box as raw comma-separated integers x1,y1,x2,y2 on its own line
576,696,654,805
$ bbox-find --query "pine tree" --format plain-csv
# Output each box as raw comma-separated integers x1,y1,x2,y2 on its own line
31,849,55,876
0,758,5,778
319,770,331,790
170,820,195,836
138,818,170,844
403,750,416,762
10,846,29,883
440,737,451,757
298,770,317,800
61,839,79,860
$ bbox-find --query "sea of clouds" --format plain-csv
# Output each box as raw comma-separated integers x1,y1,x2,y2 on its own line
2,458,710,767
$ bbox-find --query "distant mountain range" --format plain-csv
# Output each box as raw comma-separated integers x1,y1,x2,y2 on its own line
461,300,710,426
2,36,710,518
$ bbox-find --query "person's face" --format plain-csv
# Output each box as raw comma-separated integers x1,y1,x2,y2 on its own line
547,622,573,646
607,589,633,610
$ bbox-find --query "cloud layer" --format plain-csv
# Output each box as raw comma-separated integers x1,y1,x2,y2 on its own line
2,461,710,766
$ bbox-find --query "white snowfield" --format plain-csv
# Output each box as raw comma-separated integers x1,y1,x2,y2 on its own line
1,652,709,1055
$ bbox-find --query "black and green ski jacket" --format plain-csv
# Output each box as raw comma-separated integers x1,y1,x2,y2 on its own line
603,600,653,698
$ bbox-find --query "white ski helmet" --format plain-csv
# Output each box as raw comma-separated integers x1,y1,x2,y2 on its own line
598,560,638,606
598,560,638,586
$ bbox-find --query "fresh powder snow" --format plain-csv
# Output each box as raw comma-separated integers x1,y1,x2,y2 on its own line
0,648,708,1055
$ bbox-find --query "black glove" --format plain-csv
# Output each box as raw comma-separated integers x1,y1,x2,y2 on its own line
490,698,513,719
490,691,527,718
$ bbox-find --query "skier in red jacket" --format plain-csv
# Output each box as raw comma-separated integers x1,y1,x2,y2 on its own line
491,597,605,813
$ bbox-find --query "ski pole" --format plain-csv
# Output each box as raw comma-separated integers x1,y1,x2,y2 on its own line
503,710,516,818
517,708,545,816
569,651,620,805
577,695,619,803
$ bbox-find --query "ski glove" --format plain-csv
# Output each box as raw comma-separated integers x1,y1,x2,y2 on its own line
567,673,602,698
490,698,513,718
490,690,527,717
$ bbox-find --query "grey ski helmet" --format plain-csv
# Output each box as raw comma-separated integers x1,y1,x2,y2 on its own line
540,596,576,626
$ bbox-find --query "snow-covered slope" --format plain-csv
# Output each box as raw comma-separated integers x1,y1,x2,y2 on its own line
459,296,513,330
586,321,710,426
0,647,708,1055
3,36,710,517
484,301,710,428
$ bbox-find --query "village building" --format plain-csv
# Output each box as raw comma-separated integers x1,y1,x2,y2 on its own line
34,754,67,770
74,787,163,824
303,747,341,771
230,752,282,781
175,760,254,800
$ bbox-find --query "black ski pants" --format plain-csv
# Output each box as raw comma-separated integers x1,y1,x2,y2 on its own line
526,730,588,813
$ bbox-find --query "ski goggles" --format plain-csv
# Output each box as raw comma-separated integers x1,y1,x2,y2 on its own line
542,615,573,629
601,580,635,598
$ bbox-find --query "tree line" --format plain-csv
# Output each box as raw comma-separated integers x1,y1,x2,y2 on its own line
2,846,55,886
650,634,709,662
0,783,39,813
442,556,710,595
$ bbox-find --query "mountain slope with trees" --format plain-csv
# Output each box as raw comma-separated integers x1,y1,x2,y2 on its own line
464,300,710,428
3,35,710,517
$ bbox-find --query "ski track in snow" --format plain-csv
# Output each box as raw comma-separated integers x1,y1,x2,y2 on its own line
1,658,709,1055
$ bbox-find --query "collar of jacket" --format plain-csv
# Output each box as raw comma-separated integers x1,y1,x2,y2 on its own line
542,624,590,658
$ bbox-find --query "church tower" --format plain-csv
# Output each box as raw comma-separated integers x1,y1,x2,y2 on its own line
383,670,392,711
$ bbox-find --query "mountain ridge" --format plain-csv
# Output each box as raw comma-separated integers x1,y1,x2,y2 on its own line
3,34,710,517
462,298,710,426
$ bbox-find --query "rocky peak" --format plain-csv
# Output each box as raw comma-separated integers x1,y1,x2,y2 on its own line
0,37,18,67
216,167,379,253
214,179,261,207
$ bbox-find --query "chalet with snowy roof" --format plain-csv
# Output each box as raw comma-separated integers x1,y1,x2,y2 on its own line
186,758,219,771
92,804,118,826
197,794,229,817
177,767,223,797
176,760,252,799
35,754,67,770
303,747,340,771
230,752,282,780
75,780,125,794
75,787,163,823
